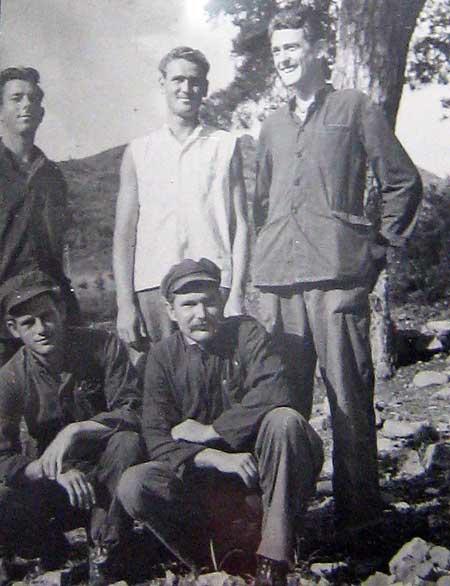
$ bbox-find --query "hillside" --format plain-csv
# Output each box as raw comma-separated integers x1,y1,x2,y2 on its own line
59,139,449,319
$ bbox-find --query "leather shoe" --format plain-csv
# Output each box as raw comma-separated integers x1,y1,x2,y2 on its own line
255,555,288,586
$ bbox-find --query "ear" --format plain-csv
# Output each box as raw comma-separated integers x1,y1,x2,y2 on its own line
6,318,21,340
39,105,45,123
201,79,209,98
165,299,177,323
158,73,166,92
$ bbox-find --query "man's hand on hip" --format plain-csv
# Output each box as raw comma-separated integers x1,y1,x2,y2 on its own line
171,419,220,444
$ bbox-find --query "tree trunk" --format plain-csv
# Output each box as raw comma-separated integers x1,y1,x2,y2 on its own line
332,0,425,380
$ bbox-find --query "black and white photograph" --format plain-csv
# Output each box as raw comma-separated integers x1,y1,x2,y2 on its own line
0,1,449,584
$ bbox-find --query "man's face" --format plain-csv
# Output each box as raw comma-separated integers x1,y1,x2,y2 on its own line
7,294,64,357
0,79,44,137
271,28,319,88
167,285,223,346
160,58,208,120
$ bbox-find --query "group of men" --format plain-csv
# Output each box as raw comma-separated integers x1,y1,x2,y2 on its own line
0,6,422,586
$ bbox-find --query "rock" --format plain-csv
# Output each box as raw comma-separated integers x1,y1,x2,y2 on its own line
415,560,435,580
23,570,72,585
197,572,246,586
377,436,402,455
392,501,412,512
437,577,450,586
397,450,425,479
310,561,347,577
432,386,450,400
361,572,390,585
389,537,430,581
423,443,450,472
429,545,450,569
413,371,449,388
425,320,450,335
382,419,437,442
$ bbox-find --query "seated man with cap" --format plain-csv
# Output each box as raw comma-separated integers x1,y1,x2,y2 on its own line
117,258,323,586
0,271,143,586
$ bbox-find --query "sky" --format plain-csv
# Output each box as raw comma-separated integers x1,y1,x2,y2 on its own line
0,0,449,177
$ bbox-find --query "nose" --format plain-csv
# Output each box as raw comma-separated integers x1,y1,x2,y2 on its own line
195,303,206,319
21,95,32,109
180,79,190,93
33,317,46,334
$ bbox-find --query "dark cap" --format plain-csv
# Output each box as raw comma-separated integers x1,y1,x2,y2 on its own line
0,271,61,317
161,258,221,299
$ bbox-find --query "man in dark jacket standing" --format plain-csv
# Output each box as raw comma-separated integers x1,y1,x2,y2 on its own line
253,7,422,532
118,258,323,586
0,66,79,367
0,272,143,585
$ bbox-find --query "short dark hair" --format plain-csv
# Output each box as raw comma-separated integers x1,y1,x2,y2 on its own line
158,47,210,79
268,7,326,44
0,67,44,104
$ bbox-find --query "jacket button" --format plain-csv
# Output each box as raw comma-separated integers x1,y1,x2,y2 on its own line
293,178,300,186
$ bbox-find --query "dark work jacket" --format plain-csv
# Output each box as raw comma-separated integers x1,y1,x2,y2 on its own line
0,328,142,485
0,141,68,285
253,86,423,287
142,316,294,473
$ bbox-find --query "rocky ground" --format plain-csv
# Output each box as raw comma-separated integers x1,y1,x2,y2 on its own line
8,303,450,586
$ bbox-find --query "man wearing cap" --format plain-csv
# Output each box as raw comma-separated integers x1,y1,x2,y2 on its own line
0,271,143,585
113,46,249,351
0,66,79,367
117,258,323,586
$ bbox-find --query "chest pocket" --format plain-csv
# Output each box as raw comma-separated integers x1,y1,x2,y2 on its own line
72,380,106,421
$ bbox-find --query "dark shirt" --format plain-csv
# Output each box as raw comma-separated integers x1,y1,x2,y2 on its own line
0,140,67,287
253,86,423,287
0,327,141,485
142,316,294,472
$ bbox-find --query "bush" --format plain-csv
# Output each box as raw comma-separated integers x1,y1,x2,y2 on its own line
390,179,450,304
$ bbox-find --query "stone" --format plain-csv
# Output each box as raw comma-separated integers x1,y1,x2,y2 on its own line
377,436,403,455
413,371,449,388
310,415,331,431
197,572,246,586
389,538,430,581
397,450,425,479
361,572,390,586
310,562,347,577
423,443,450,472
392,501,412,513
425,320,450,335
383,420,439,444
415,560,436,580
24,570,72,585
437,577,450,586
432,386,450,401
429,545,450,570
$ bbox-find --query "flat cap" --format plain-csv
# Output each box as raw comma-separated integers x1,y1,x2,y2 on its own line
161,258,221,299
0,271,60,317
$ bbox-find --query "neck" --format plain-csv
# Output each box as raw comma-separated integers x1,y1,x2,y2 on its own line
2,132,36,163
166,111,199,143
294,71,326,103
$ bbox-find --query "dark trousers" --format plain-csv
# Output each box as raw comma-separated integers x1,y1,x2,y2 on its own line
118,408,323,568
259,284,381,523
0,431,143,558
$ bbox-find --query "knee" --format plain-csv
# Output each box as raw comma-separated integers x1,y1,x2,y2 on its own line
262,407,306,434
117,461,176,517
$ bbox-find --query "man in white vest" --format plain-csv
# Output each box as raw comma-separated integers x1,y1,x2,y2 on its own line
113,47,249,349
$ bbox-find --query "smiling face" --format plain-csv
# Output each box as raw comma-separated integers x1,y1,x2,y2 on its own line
6,293,65,358
166,284,223,346
160,58,208,120
270,27,322,90
0,79,44,137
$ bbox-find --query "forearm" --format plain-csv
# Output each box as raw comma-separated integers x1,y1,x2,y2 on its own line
67,420,112,440
193,447,226,470
113,234,137,308
230,221,249,297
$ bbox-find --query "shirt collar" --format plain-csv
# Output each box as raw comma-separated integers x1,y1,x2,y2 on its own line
0,139,48,176
288,83,334,119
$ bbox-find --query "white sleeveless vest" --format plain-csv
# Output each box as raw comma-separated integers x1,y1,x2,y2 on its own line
130,124,237,291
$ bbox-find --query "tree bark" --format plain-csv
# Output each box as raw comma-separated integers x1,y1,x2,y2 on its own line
332,0,425,380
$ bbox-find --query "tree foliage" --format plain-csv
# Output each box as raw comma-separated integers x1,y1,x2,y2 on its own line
203,0,449,126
